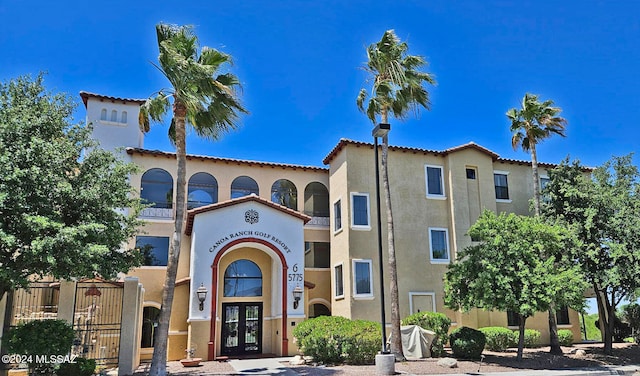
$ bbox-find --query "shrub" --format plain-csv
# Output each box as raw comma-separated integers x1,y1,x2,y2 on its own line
557,329,574,346
402,311,451,357
522,329,541,348
449,326,486,359
293,316,380,365
479,327,517,351
56,358,96,376
6,319,74,375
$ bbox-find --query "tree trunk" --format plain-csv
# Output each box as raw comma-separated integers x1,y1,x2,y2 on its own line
604,291,615,354
530,142,562,355
517,314,527,361
149,103,188,376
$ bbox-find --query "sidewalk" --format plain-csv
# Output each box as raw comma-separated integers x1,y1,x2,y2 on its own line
132,358,640,375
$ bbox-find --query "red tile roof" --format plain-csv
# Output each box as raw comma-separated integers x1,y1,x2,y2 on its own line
126,147,328,172
323,139,502,164
321,138,583,170
185,194,311,235
79,91,147,108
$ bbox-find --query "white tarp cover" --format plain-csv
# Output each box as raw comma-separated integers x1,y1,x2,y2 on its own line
394,325,436,359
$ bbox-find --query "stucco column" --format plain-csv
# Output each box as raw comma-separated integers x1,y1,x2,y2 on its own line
57,281,77,324
118,277,142,376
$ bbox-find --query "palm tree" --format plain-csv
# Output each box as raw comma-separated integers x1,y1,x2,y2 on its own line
139,23,247,376
507,92,567,355
357,29,435,359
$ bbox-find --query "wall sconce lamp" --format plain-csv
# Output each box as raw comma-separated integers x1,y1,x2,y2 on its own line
292,285,303,309
196,283,208,311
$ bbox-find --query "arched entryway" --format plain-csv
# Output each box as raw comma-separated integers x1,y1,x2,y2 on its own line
208,238,290,360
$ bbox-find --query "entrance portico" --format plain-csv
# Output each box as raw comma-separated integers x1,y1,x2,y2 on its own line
184,194,310,360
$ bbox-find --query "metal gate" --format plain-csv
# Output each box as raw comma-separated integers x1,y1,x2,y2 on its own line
10,282,59,325
72,282,123,367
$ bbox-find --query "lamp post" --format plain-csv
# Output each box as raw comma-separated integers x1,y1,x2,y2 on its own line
373,123,390,354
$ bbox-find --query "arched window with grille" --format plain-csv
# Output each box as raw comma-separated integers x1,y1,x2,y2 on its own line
224,260,262,297
271,179,297,210
188,172,218,209
231,176,259,199
140,168,173,209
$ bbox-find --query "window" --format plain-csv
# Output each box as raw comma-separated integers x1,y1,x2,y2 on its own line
334,199,342,232
556,306,570,325
141,306,160,348
304,182,329,217
271,179,297,210
494,172,510,200
305,242,330,268
110,110,117,122
224,260,262,297
188,172,218,209
350,193,370,229
429,228,450,263
136,236,170,266
540,176,550,190
230,176,259,199
100,108,107,121
353,260,373,297
141,168,173,208
466,168,476,180
507,310,519,326
425,165,445,198
120,111,127,123
334,264,344,298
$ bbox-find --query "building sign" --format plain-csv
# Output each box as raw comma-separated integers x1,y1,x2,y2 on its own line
208,230,292,254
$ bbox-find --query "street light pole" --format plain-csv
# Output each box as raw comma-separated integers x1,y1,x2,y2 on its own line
373,123,390,354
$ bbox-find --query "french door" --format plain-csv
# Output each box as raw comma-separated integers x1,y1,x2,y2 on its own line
221,302,262,355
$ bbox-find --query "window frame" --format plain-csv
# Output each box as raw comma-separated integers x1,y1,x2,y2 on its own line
333,263,344,299
494,170,511,202
556,306,570,325
425,165,446,199
350,192,371,230
333,198,343,233
429,227,451,264
352,259,374,298
136,235,170,267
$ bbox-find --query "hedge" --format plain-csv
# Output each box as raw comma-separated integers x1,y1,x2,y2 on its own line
479,327,517,351
293,316,380,365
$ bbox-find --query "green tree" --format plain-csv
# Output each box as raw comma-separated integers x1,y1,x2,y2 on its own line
541,156,640,353
356,29,435,359
0,73,143,301
139,24,247,375
444,211,586,361
507,92,567,354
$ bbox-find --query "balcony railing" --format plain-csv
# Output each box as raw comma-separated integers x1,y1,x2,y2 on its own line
306,216,330,227
140,207,174,220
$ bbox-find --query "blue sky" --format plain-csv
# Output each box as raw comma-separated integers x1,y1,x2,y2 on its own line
1,1,638,169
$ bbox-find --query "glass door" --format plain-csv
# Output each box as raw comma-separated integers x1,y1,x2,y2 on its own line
221,302,262,355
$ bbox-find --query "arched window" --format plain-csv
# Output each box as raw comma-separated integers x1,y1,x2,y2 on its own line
141,168,173,209
271,179,297,210
110,110,118,122
141,306,160,348
224,260,262,297
120,111,127,123
188,172,218,209
231,176,259,199
304,182,329,217
100,108,107,121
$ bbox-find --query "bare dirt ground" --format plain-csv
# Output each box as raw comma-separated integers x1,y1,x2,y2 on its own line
289,343,640,375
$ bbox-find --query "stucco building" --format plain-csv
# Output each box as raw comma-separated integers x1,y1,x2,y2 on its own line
80,92,582,362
